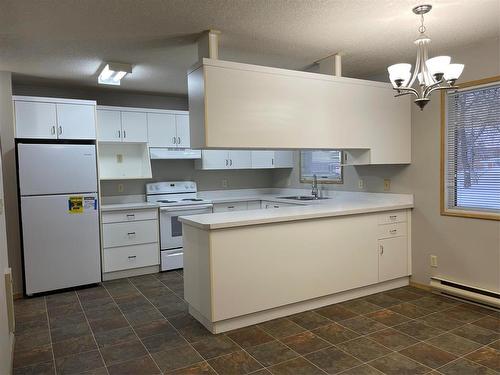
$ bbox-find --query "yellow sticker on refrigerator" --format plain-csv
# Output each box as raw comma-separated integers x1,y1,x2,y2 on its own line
68,196,84,214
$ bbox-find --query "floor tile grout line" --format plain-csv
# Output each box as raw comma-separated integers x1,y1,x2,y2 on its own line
75,290,111,375
44,296,58,375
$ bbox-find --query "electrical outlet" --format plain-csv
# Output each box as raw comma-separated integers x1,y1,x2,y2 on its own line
117,184,124,193
221,179,228,188
430,255,438,268
383,179,391,191
358,179,365,189
116,154,123,163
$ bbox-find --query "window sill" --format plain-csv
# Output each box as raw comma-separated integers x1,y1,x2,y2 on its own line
441,208,500,221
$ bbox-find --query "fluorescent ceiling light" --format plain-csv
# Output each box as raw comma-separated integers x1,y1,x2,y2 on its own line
98,62,132,85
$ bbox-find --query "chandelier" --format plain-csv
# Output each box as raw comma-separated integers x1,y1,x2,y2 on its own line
387,4,464,110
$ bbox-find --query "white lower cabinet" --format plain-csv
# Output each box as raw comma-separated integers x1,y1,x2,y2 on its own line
213,202,248,213
102,208,160,274
262,201,297,209
246,201,262,210
378,236,408,282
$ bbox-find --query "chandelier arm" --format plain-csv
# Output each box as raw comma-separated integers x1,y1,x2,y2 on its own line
407,44,421,88
426,84,458,96
393,87,419,98
423,80,443,97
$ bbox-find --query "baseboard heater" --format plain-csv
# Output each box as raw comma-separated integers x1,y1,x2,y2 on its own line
430,277,499,309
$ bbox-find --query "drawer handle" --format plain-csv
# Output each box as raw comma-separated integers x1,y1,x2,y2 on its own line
389,215,397,220
126,214,135,218
389,229,397,234
228,206,235,209
128,255,137,259
127,232,136,236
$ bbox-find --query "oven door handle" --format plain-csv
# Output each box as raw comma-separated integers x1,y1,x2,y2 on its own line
160,204,213,213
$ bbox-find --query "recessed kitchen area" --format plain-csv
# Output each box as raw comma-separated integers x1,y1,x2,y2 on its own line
0,1,499,375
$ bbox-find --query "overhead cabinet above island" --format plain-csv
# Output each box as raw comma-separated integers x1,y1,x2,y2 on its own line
188,59,411,164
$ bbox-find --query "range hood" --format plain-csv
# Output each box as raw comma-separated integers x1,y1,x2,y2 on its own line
149,148,201,160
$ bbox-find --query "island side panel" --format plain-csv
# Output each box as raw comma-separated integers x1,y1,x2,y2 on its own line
183,224,212,320
209,213,380,322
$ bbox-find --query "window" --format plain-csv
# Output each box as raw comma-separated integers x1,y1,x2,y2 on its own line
300,150,343,183
442,77,500,220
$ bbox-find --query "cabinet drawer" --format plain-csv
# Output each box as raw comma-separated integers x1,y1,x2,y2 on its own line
102,209,158,224
246,200,262,210
213,202,248,212
378,210,407,225
103,220,158,248
377,222,407,239
104,243,159,272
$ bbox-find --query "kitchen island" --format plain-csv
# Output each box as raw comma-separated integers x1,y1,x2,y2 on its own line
179,191,413,333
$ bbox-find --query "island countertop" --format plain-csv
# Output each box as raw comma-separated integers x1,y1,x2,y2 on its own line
180,191,413,230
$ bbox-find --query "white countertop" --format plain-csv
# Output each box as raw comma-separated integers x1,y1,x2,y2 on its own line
100,202,159,212
180,190,414,230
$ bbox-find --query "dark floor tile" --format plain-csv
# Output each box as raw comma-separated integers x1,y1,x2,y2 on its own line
399,342,457,369
401,286,432,296
14,297,46,314
191,335,240,359
80,296,115,311
12,361,55,375
157,270,183,283
168,361,217,375
340,299,382,314
458,303,498,317
489,339,500,350
100,339,148,366
418,311,465,331
426,332,482,356
288,311,331,330
152,293,186,312
47,302,82,319
472,316,500,333
388,302,432,319
54,349,104,375
393,320,444,340
364,293,401,308
15,308,47,324
94,326,136,348
107,355,161,375
51,321,92,343
142,330,187,353
384,288,423,302
104,283,138,299
14,330,51,352
366,309,410,326
340,364,384,375
466,346,500,371
208,350,262,375
249,370,272,375
439,358,497,375
16,317,49,335
13,345,53,369
280,331,330,355
76,287,109,302
258,318,305,338
368,328,418,351
134,318,174,339
369,352,430,375
153,345,204,373
246,340,298,367
315,304,358,321
84,304,122,322
122,305,164,326
312,322,360,344
452,324,498,345
305,346,361,374
52,335,97,358
337,336,391,362
268,357,324,375
129,274,164,288
79,367,108,374
88,314,129,334
339,316,388,335
227,326,274,348
444,306,488,323
49,312,87,330
409,295,458,312
114,293,150,311
46,292,78,309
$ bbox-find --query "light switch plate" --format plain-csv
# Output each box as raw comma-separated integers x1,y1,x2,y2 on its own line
384,179,391,191
430,255,438,267
358,179,365,189
221,179,228,188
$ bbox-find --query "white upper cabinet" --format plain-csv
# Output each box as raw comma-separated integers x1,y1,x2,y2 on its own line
121,111,148,143
228,150,252,169
175,114,190,148
14,97,96,140
197,150,293,170
147,113,176,148
97,110,121,142
251,151,274,168
273,151,294,168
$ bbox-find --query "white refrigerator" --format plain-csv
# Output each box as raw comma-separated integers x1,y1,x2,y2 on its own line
18,143,101,295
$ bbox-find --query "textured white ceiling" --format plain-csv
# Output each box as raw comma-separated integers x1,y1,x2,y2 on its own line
2,0,499,94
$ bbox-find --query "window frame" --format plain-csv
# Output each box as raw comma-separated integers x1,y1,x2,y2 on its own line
299,150,344,184
440,75,500,221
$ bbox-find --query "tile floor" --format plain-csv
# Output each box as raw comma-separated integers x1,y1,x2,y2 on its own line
13,271,499,375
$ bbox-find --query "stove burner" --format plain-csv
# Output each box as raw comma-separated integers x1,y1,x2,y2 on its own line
182,198,203,202
157,200,177,203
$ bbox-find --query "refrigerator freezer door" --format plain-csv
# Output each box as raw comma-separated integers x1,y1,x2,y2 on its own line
21,193,101,295
18,143,97,196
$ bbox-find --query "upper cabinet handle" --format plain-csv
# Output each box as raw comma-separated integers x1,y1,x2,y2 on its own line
225,159,228,166
58,126,63,135
229,159,233,166
51,126,56,135
177,136,181,144
172,136,176,144
123,130,126,138
118,130,121,138
380,245,384,254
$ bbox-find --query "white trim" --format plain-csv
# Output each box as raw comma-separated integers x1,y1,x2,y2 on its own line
97,105,188,115
102,265,159,281
12,95,96,105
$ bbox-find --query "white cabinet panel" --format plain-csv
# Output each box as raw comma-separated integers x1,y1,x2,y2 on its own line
57,104,96,140
15,101,57,139
251,151,274,168
228,150,252,169
102,209,158,224
378,211,407,225
103,220,158,248
197,150,228,169
175,114,190,148
274,151,294,168
97,110,122,142
147,113,176,148
379,236,408,282
104,243,159,272
121,111,148,143
98,143,152,180
377,223,407,239
246,201,262,210
213,202,248,212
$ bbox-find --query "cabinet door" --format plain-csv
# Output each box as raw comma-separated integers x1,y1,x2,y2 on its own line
14,101,57,139
175,114,190,148
57,104,96,140
246,200,262,210
147,113,176,147
379,236,408,282
121,111,148,143
200,150,229,169
251,151,274,168
228,150,252,169
274,151,294,168
97,110,122,142
213,202,248,212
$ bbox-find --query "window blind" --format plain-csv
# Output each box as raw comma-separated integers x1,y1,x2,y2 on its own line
445,83,500,213
300,150,343,182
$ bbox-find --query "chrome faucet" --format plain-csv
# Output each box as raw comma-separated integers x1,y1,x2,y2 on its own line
311,174,319,199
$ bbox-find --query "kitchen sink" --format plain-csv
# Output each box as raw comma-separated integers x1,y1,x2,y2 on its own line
279,195,330,201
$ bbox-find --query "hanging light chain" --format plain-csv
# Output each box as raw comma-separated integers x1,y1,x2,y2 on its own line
418,13,426,34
